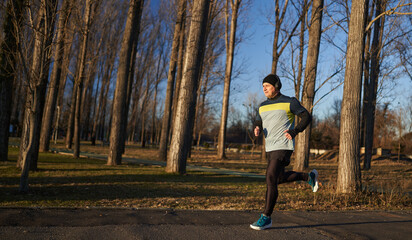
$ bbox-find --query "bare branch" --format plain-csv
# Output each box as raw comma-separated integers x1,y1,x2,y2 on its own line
365,2,412,32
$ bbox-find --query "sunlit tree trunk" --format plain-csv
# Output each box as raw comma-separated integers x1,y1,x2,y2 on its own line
158,0,186,161
166,0,210,174
217,0,241,160
293,0,323,171
108,0,144,165
171,10,187,141
337,0,369,194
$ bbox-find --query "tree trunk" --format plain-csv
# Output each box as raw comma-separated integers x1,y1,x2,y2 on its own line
360,3,373,150
293,0,323,171
107,0,144,165
39,0,72,152
19,0,58,191
337,0,369,194
65,82,76,149
171,13,186,139
73,0,93,158
364,0,385,170
166,0,210,174
54,27,74,143
217,0,241,160
158,0,186,161
0,0,24,162
295,0,307,100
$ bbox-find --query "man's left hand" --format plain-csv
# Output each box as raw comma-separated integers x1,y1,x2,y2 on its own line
284,129,297,140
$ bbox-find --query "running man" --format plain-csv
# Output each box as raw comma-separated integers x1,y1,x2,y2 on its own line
250,74,319,230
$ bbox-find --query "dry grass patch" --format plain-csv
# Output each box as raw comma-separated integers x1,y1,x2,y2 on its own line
1,145,411,211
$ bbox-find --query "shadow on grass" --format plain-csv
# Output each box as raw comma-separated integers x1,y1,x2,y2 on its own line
0,173,263,203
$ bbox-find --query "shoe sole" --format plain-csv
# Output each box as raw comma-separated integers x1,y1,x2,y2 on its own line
312,169,319,192
250,221,272,230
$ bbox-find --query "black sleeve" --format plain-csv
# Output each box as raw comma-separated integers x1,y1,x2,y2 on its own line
287,109,312,139
294,109,312,133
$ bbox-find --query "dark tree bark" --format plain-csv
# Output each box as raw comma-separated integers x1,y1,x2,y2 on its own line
0,0,24,161
364,0,386,170
166,0,210,174
19,0,58,192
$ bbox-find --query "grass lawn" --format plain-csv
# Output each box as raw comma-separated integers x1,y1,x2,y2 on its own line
1,144,411,211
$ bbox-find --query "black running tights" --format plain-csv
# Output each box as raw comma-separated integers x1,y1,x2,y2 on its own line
263,150,308,216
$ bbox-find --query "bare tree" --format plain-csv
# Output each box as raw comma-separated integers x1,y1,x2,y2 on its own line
90,1,126,145
244,93,261,153
39,0,72,152
0,0,24,161
363,0,386,170
19,0,58,191
217,0,242,160
337,0,369,194
158,0,187,161
166,0,210,174
293,0,323,171
108,0,144,165
73,0,94,158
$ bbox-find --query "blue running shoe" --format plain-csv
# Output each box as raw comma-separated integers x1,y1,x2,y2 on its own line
308,169,319,192
250,214,272,230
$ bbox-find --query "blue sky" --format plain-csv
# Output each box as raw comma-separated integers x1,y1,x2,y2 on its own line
231,0,412,120
150,0,411,121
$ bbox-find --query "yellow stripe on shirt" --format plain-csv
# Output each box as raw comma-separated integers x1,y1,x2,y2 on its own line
259,102,290,114
259,102,295,124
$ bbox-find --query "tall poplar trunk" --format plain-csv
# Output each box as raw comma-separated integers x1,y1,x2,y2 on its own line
217,0,241,159
364,0,385,170
73,0,93,158
0,0,24,161
39,0,71,152
166,0,210,174
19,0,58,192
293,0,323,171
337,0,369,194
107,0,144,165
158,0,186,161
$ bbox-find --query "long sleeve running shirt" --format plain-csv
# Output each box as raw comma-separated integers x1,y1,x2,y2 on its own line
256,93,312,152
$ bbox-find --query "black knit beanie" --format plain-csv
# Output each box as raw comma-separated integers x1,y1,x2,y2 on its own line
262,74,282,90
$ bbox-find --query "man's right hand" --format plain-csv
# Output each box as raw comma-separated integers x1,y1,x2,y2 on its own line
254,126,260,137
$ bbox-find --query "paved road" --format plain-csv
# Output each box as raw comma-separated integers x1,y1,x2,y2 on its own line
0,208,411,240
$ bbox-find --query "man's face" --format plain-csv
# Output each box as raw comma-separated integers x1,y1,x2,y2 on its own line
263,82,278,98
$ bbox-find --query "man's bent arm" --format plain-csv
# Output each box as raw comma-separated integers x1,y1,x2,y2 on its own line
287,110,312,138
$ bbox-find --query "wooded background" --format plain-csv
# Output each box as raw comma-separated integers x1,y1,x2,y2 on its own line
0,0,411,193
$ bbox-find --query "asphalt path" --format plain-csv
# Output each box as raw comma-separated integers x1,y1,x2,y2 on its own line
0,208,411,240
